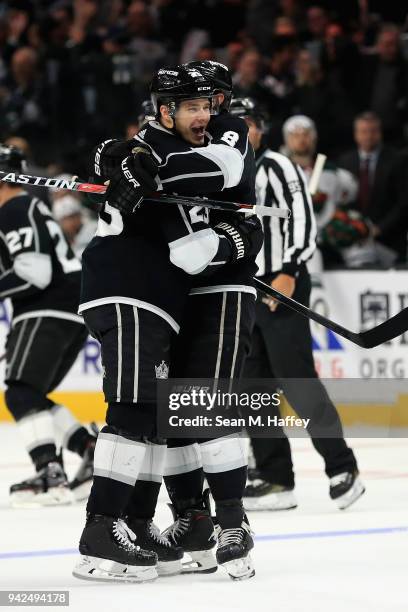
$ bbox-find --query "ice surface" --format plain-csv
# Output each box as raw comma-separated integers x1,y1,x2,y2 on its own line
0,424,407,612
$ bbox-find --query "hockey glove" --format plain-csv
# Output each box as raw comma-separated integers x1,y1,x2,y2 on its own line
92,139,138,180
215,215,263,263
106,150,158,214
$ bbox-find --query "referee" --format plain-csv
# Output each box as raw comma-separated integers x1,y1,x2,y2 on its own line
229,99,365,511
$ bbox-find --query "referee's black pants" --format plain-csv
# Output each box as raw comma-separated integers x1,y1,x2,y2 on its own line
243,265,357,487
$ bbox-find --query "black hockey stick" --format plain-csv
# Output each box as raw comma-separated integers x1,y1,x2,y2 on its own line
254,278,408,348
0,171,288,218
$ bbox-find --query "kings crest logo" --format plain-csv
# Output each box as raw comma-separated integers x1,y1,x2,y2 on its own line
360,291,389,330
155,360,169,379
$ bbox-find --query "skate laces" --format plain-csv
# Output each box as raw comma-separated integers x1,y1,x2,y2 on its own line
217,521,252,547
113,519,140,552
148,521,172,547
162,516,190,540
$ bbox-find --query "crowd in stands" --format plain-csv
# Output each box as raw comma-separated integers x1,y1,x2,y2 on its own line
1,0,408,266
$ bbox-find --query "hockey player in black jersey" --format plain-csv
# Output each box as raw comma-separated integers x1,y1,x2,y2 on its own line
123,63,257,580
0,145,96,507
152,62,257,580
75,64,261,581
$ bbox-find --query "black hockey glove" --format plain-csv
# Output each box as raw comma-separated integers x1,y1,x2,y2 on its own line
93,138,137,180
215,215,264,263
106,150,158,214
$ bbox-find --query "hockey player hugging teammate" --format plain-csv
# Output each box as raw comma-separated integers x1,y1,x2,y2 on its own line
73,63,262,582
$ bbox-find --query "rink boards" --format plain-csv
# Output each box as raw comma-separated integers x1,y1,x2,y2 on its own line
0,270,408,426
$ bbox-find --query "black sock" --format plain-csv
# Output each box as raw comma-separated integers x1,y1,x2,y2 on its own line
67,427,95,457
205,466,247,528
205,465,247,501
215,498,245,529
30,444,57,471
126,480,161,520
87,475,134,517
164,468,205,510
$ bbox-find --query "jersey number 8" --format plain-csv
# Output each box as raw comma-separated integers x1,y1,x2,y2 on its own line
220,131,239,147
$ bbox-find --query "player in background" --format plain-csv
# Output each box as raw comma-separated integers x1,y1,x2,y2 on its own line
0,145,96,507
281,115,373,270
74,65,261,582
227,99,365,512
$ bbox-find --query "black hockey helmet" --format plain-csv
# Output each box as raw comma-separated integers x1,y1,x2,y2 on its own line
229,97,266,130
182,60,233,111
0,143,26,173
150,65,217,117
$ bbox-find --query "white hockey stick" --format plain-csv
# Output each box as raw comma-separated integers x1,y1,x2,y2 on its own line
308,153,327,195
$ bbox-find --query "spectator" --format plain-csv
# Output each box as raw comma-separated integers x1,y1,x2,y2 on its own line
273,17,297,38
289,49,334,151
357,24,408,145
318,23,360,152
303,5,330,62
232,48,275,109
0,46,50,163
262,35,297,102
338,112,408,262
0,0,407,192
126,0,168,82
221,40,245,72
261,35,298,146
2,2,32,64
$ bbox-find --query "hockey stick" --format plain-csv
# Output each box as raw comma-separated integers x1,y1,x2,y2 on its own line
308,153,327,195
0,171,288,219
254,278,408,348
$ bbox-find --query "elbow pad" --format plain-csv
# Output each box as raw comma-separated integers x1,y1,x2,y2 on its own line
13,252,52,289
198,144,244,188
169,228,220,274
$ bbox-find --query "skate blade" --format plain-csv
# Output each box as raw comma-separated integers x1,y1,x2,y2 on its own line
157,559,182,577
69,479,92,503
72,555,158,583
10,486,74,509
221,555,255,581
244,491,297,512
182,550,218,574
336,478,366,510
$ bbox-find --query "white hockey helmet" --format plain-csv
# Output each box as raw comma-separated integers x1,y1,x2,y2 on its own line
282,115,317,141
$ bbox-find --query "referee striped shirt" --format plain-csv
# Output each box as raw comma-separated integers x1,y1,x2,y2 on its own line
255,147,316,277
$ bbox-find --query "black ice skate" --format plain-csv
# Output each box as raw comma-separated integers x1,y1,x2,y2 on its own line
329,471,365,510
215,516,255,581
10,461,74,508
127,518,183,576
69,440,96,502
243,479,298,511
73,514,158,583
162,491,217,574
